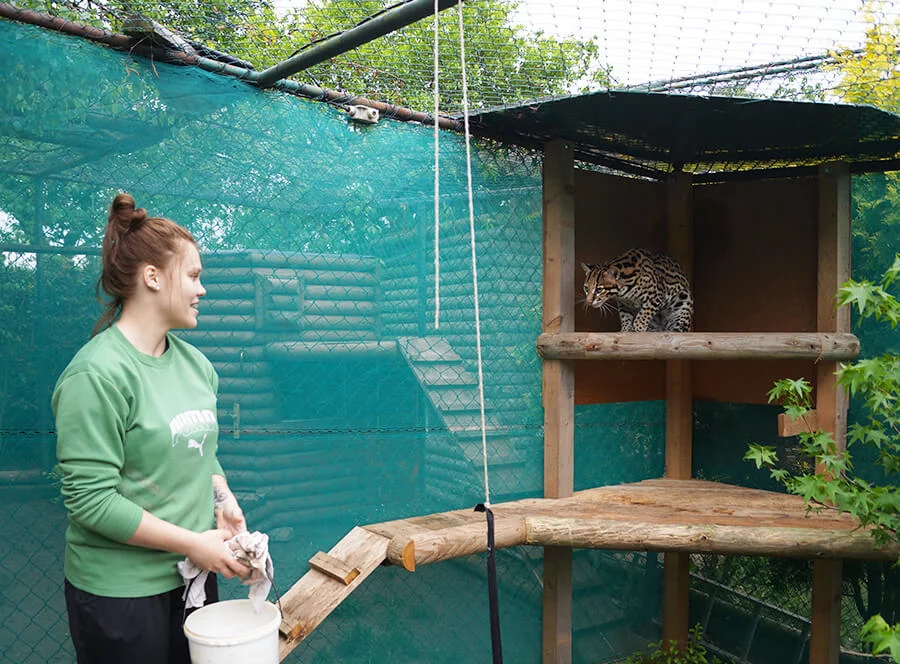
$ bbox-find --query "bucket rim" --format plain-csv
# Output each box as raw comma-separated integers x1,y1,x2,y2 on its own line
183,599,281,647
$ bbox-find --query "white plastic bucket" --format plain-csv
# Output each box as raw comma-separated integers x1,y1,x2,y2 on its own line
183,599,281,664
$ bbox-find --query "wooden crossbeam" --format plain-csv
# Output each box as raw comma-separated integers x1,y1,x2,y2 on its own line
537,332,860,361
308,551,361,585
777,411,818,437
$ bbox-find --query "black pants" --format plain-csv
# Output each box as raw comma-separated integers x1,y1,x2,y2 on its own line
64,575,218,664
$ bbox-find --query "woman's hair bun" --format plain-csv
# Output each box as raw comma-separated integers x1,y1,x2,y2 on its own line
109,192,147,232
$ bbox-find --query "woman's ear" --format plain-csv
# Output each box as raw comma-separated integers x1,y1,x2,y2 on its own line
142,264,161,292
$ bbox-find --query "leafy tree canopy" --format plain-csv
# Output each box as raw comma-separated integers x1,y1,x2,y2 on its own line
23,0,610,112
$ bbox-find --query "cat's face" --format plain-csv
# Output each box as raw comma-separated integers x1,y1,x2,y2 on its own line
582,262,621,310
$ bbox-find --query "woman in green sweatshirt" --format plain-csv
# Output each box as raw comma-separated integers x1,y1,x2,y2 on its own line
52,193,251,664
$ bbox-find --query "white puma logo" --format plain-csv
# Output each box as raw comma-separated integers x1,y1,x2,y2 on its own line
169,409,216,456
187,434,207,456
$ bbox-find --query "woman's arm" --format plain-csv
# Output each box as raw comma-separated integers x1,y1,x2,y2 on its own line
126,510,249,578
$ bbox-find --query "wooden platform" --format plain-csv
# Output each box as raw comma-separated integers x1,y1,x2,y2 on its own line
277,479,899,660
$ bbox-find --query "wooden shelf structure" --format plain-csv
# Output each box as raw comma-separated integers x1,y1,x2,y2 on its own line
276,96,899,664
534,135,859,663
277,479,899,660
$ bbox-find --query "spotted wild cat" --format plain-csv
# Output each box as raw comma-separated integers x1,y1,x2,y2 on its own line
581,248,693,332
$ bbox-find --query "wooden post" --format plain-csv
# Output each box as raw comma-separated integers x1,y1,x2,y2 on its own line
809,161,851,664
662,171,694,648
541,139,575,664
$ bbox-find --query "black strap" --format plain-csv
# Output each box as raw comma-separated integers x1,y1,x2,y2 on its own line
475,503,503,664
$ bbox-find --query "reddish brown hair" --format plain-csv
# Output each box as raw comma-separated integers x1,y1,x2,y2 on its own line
93,193,195,335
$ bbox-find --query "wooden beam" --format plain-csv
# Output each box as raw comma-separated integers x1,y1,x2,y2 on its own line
664,171,694,649
543,546,573,664
542,139,575,499
662,552,691,647
522,516,899,559
665,359,692,479
811,559,843,664
810,161,851,664
536,332,860,361
778,411,819,437
667,170,694,282
542,139,575,664
383,516,528,570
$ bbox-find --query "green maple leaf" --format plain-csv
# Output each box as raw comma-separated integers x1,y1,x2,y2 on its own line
840,281,874,315
745,444,778,469
861,615,900,661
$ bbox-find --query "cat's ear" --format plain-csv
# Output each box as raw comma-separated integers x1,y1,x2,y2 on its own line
606,266,620,280
581,262,593,276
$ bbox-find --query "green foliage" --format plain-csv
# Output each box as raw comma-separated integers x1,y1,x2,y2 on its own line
17,0,609,112
623,625,723,664
288,0,609,110
862,615,900,662
827,1,900,114
746,254,900,661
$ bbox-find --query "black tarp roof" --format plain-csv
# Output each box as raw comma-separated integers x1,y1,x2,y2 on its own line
462,90,900,181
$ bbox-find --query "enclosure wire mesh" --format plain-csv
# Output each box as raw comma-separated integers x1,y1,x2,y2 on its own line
4,0,899,115
0,2,898,663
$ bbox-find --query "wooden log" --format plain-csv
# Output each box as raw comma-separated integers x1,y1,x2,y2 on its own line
265,340,397,359
217,407,278,425
536,332,860,361
304,284,378,301
203,268,308,283
179,330,258,344
216,393,274,409
211,361,269,378
217,377,275,392
196,314,257,331
297,330,378,342
522,516,900,560
201,299,256,315
380,516,528,571
191,345,266,363
205,250,377,272
205,282,257,298
298,314,379,331
308,551,361,585
267,294,302,311
301,299,378,315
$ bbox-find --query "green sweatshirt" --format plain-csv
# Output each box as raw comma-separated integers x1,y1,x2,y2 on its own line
52,325,225,598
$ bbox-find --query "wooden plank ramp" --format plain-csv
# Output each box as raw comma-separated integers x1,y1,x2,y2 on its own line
278,527,390,660
277,479,900,660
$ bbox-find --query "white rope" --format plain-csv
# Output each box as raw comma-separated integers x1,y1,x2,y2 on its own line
455,0,491,508
432,0,441,330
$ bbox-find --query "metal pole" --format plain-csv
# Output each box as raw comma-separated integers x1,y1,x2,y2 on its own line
254,0,461,88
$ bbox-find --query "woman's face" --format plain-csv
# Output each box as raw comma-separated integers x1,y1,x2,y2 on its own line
161,241,206,329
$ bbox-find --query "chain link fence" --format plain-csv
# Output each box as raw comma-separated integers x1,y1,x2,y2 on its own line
1,3,898,663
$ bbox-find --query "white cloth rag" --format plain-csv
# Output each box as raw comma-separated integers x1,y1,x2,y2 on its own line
177,530,274,612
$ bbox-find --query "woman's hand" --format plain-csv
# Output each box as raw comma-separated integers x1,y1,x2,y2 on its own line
126,511,249,579
212,474,247,537
187,529,252,579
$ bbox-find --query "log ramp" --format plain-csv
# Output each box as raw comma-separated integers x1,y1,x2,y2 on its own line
277,478,899,660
